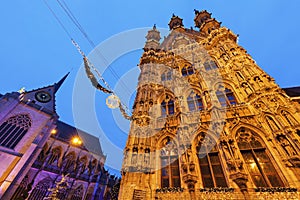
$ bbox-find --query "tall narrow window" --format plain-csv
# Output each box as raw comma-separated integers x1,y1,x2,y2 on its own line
161,71,172,81
47,147,61,167
161,97,175,116
28,178,52,200
181,67,188,76
71,185,84,200
0,114,31,149
216,88,236,107
197,136,227,188
187,92,204,111
204,60,218,71
160,137,180,188
182,65,194,76
237,128,284,187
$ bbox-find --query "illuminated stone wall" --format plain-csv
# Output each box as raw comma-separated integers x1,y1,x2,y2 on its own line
119,10,300,200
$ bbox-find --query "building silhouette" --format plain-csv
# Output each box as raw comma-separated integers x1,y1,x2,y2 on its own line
119,10,300,199
0,74,119,199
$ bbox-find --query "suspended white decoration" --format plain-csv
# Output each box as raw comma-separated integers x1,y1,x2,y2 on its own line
106,94,120,109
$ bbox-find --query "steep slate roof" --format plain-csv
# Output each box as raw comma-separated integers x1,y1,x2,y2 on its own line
21,73,69,114
55,120,104,157
283,87,300,98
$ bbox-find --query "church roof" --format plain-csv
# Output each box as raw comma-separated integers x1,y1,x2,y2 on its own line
55,120,104,158
21,73,69,115
283,86,300,97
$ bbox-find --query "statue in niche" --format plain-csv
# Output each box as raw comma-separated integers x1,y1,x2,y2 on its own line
144,152,150,167
266,116,280,131
278,136,297,157
123,151,129,166
236,72,244,82
282,111,297,126
241,82,253,95
230,142,240,160
254,76,264,88
221,142,232,161
204,91,211,107
131,153,137,166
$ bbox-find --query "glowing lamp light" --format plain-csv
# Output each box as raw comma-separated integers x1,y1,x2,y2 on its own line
71,136,82,145
51,129,57,135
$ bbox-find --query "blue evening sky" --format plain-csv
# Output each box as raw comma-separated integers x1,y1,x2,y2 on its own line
1,1,299,175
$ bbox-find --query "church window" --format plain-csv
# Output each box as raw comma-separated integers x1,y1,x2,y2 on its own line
63,152,76,173
0,114,31,149
282,110,298,127
197,136,227,188
161,97,175,116
187,92,204,111
28,178,52,200
47,147,61,167
216,88,236,107
182,65,194,76
161,71,172,81
237,128,284,187
71,185,84,200
204,60,218,71
160,137,180,188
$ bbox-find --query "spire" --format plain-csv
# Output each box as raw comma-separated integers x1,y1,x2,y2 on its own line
144,25,161,50
21,72,70,114
54,72,69,93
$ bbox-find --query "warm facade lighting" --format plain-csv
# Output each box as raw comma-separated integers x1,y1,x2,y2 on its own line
50,129,57,135
71,136,82,145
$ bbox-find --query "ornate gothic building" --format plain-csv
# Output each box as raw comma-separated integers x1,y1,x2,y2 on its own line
0,74,119,199
119,10,300,199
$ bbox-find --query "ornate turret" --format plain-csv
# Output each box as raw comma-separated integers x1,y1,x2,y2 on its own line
194,9,211,28
168,14,184,30
144,24,161,50
194,9,221,35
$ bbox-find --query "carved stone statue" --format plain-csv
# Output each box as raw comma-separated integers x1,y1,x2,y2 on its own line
278,136,296,157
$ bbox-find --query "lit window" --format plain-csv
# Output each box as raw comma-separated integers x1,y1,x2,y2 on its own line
237,128,284,187
197,136,227,188
160,137,180,188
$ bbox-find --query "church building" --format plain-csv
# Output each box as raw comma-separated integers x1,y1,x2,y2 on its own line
119,10,300,199
0,74,119,199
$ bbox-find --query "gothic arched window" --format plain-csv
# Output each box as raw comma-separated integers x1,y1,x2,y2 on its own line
161,97,175,116
28,178,52,200
237,128,284,187
204,60,218,71
197,135,227,188
0,114,31,149
161,71,172,81
187,92,204,111
216,88,236,107
160,137,180,188
182,65,194,76
282,110,298,127
71,185,84,200
47,147,61,167
63,152,76,173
